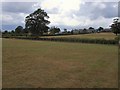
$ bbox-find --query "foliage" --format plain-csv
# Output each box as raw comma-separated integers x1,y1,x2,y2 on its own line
111,18,120,35
63,29,67,34
25,8,50,36
15,26,23,34
3,30,8,34
82,28,87,33
6,36,117,45
89,27,94,29
49,26,60,35
114,34,120,41
97,27,104,32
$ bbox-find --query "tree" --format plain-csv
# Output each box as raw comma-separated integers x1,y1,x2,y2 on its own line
97,27,104,32
110,18,120,35
11,30,15,33
89,27,94,30
71,30,73,34
25,8,50,37
49,26,60,35
11,30,15,36
63,29,67,33
0,30,1,37
15,26,23,34
83,28,87,33
4,30,8,34
23,28,29,33
2,30,10,37
89,27,95,33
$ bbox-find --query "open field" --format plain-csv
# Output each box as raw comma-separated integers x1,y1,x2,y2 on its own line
42,33,117,40
3,39,118,88
0,38,2,89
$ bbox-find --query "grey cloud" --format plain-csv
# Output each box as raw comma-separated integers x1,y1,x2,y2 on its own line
73,2,117,20
118,1,120,16
91,2,118,19
2,2,37,14
2,24,24,31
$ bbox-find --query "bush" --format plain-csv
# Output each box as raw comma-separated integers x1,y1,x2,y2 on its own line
115,36,120,41
2,36,118,45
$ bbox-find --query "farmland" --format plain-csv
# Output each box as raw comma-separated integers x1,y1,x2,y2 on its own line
2,38,118,88
42,32,116,40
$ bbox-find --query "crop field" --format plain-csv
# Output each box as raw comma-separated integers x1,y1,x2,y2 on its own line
43,33,116,40
2,39,118,88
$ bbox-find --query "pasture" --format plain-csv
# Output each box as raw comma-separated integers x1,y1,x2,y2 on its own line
43,33,116,40
2,39,118,88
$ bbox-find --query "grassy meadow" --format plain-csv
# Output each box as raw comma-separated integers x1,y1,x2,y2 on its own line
2,38,118,88
43,32,116,40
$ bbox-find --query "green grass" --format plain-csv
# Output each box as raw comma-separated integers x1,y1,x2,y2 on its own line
3,39,118,88
42,33,116,40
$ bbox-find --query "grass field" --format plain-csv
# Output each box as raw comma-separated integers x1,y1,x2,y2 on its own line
43,33,116,40
3,39,118,88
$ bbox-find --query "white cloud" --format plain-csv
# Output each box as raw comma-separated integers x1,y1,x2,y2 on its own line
40,0,82,27
41,0,61,10
40,0,82,14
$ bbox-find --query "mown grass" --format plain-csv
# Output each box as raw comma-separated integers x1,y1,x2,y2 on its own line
42,33,116,40
0,38,2,89
2,39,118,88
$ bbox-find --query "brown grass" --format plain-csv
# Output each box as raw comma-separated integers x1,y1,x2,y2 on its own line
2,39,118,88
42,32,116,40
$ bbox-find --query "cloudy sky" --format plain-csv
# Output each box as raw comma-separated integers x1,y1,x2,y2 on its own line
1,0,119,31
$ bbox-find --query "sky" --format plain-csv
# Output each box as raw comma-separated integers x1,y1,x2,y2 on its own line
1,0,119,31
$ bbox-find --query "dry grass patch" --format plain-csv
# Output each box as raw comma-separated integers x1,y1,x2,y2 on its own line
2,39,118,88
43,33,116,40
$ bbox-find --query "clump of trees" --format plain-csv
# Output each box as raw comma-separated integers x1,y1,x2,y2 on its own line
49,26,60,35
2,8,50,37
111,18,120,35
15,26,23,35
89,27,94,30
97,27,104,32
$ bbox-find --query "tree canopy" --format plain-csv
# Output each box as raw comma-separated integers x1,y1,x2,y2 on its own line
97,27,104,32
15,26,23,34
49,26,60,34
89,27,94,29
111,18,120,35
25,8,50,36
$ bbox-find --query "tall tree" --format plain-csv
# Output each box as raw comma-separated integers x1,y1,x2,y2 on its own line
25,8,50,36
110,18,120,35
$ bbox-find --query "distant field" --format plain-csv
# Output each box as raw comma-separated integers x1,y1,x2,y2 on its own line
3,39,118,88
43,33,116,40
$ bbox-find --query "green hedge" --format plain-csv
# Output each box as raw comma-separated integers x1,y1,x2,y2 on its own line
3,36,118,45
